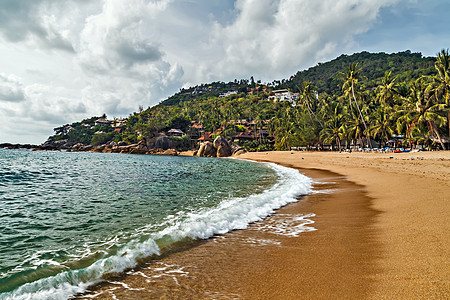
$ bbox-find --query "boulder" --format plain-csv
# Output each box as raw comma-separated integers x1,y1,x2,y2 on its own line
152,135,173,150
213,136,232,157
233,149,247,156
161,149,178,156
217,145,232,157
197,141,216,157
232,147,245,156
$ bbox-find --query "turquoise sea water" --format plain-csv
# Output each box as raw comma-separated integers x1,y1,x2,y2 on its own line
0,149,311,299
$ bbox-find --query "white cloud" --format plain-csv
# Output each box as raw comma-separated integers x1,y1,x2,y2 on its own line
76,0,184,115
0,0,444,144
0,73,25,102
204,0,401,81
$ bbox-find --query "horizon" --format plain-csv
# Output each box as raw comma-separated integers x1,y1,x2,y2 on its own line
1,0,449,144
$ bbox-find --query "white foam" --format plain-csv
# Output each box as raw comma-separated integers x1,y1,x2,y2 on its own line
2,161,311,300
156,161,311,241
253,213,317,237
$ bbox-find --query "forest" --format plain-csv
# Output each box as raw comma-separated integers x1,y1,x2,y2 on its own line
47,50,449,151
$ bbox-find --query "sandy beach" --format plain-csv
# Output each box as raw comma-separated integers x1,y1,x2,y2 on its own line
241,150,450,299
79,150,449,299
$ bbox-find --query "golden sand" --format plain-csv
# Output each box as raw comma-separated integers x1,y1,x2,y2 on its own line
79,150,449,299
241,150,450,299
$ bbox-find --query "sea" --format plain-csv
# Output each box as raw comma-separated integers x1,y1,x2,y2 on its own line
0,148,311,299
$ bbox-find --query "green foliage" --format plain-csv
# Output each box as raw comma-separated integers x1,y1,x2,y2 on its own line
169,135,192,151
46,50,449,151
91,132,115,146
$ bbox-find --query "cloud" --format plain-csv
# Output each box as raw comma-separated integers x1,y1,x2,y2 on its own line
201,0,401,81
1,0,445,144
0,73,25,102
76,0,184,115
0,0,75,52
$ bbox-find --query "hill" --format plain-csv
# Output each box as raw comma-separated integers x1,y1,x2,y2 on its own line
41,50,449,152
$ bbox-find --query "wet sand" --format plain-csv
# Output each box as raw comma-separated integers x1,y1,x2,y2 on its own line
78,160,383,299
77,150,449,299
241,151,450,299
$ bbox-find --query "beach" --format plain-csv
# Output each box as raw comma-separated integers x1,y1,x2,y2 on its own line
240,150,450,299
77,150,449,299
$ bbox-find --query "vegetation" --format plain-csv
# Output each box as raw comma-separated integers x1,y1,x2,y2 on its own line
47,50,449,151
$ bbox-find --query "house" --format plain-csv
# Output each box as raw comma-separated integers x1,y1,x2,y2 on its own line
235,130,255,141
113,118,127,128
271,89,295,102
167,129,185,137
219,90,238,98
95,118,110,126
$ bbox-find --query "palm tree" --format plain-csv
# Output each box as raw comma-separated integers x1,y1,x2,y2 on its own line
376,71,398,106
296,81,324,128
320,113,344,151
342,63,368,128
370,105,395,147
396,79,447,150
341,63,372,147
431,49,450,137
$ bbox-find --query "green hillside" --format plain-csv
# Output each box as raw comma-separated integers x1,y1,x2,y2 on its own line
44,50,449,151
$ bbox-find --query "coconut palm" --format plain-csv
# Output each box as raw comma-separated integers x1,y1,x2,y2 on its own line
431,49,450,137
370,105,395,147
396,79,447,150
341,63,369,131
296,81,324,128
320,112,345,151
376,71,398,106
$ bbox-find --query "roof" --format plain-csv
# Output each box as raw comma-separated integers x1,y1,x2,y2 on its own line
198,132,212,141
168,129,185,134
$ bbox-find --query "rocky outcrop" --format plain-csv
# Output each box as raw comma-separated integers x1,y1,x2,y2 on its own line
217,145,232,157
196,136,234,158
148,135,173,150
214,136,232,157
233,149,247,156
197,141,216,157
0,143,38,149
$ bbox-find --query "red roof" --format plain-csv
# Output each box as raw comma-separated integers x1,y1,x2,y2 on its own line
198,132,212,141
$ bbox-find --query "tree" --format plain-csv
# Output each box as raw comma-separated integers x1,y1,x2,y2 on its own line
370,106,395,147
341,63,372,147
431,49,450,137
296,81,324,128
376,71,398,106
396,79,447,150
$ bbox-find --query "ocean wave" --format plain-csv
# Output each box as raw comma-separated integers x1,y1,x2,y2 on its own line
1,161,311,300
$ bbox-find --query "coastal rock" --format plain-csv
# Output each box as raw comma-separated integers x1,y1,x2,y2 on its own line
217,145,232,157
161,149,178,156
197,142,216,157
233,149,247,156
151,135,173,150
213,136,232,157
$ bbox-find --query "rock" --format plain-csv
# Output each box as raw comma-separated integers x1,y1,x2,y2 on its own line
193,150,198,156
197,141,216,157
161,149,178,156
217,145,232,157
233,149,247,156
232,147,245,156
213,136,232,157
151,135,173,150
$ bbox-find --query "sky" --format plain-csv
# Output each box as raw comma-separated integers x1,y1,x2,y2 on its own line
0,0,449,144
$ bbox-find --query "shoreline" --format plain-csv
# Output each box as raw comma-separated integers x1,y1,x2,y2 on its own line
241,151,450,298
78,153,384,299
